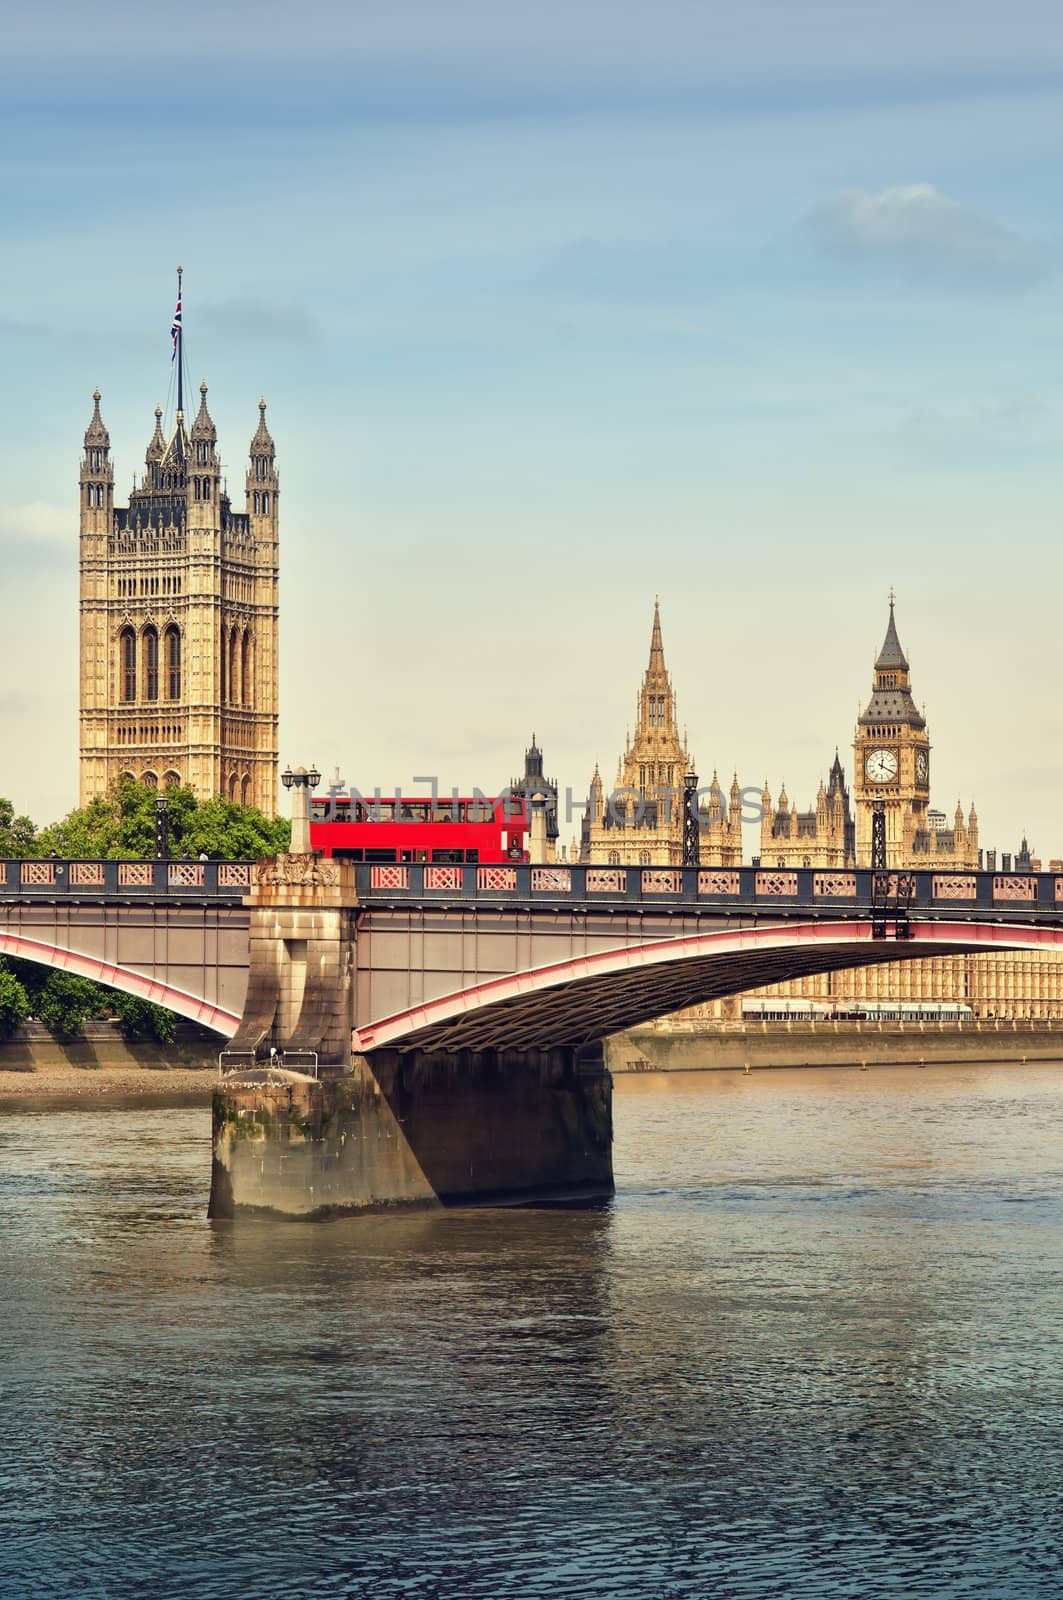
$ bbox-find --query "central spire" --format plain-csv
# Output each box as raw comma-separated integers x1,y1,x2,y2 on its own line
648,595,665,674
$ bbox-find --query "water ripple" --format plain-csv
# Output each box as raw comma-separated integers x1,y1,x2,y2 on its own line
0,1064,1061,1598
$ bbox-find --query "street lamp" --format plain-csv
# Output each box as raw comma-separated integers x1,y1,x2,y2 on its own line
282,764,321,854
155,796,170,861
683,769,700,868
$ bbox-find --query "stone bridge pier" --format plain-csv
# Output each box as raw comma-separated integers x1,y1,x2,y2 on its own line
209,856,614,1220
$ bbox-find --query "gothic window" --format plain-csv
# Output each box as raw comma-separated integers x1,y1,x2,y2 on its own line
607,851,620,866
165,626,181,700
262,492,269,513
639,851,651,866
241,630,253,707
228,773,239,800
120,628,136,702
164,770,181,788
143,627,159,701
142,771,158,789
241,775,251,805
229,628,240,706
253,492,260,514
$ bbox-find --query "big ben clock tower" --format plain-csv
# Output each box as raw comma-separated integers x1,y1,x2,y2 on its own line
853,595,932,866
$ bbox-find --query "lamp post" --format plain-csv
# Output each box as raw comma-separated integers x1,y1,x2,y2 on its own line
683,770,700,868
155,797,170,860
281,764,321,855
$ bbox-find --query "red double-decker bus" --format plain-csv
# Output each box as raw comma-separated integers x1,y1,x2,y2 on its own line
308,793,529,864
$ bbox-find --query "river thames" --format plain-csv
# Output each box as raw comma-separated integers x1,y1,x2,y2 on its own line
1,1064,1060,1599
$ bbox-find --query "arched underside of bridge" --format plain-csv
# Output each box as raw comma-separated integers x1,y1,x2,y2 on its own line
353,920,1063,1055
0,931,241,1037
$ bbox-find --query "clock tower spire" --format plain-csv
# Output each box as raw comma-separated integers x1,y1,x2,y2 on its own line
853,594,931,865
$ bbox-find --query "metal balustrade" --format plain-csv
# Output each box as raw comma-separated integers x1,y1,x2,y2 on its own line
1,858,1061,919
0,860,253,898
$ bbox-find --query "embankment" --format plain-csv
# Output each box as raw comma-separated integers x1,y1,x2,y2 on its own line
0,1020,220,1104
608,1022,1063,1073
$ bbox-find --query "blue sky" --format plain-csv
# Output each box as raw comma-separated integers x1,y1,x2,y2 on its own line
2,0,1061,854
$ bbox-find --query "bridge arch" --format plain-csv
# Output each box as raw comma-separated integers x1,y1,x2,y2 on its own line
352,919,1063,1056
0,930,239,1036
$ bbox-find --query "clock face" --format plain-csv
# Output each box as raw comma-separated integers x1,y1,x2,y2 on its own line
865,748,899,784
915,751,928,783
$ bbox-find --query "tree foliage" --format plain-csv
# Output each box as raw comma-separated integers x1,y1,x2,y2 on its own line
33,972,105,1039
0,961,30,1040
110,992,178,1046
35,778,289,861
0,798,39,858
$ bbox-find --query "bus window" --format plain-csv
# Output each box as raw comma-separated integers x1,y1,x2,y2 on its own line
465,801,493,823
333,848,364,862
432,848,464,864
464,849,479,863
365,848,398,863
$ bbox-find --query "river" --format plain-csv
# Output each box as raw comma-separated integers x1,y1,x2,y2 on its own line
0,1064,1060,1599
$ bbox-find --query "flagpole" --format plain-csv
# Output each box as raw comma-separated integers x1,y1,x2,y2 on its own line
176,264,184,420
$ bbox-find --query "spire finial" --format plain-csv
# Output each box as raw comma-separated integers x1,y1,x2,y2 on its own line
888,586,896,609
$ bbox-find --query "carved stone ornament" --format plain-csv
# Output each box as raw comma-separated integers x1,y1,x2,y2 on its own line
254,852,340,887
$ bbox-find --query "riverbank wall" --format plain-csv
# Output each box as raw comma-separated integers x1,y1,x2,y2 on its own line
607,1021,1063,1072
0,1020,219,1073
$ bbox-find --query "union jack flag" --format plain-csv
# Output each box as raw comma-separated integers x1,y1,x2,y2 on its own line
171,294,182,360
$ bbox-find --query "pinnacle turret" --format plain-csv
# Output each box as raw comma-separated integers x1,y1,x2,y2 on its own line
83,389,110,449
190,381,216,442
145,405,166,464
250,398,275,456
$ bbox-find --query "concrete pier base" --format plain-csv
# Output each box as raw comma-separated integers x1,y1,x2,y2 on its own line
209,1043,613,1219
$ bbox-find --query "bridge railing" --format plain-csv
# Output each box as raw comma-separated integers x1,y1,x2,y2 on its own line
354,862,1063,915
0,859,254,899
2,858,1061,916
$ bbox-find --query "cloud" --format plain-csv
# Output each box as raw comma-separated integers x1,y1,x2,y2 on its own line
198,298,322,346
805,184,1049,285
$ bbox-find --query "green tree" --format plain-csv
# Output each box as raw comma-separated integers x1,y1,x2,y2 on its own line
38,778,289,861
34,972,106,1039
0,961,30,1040
0,798,39,858
110,992,178,1047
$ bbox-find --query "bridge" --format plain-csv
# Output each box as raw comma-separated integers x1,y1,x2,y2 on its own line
4,857,1056,1216
0,858,252,1034
3,858,1062,1051
5,853,1057,1218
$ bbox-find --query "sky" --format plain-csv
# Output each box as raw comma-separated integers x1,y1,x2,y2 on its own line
2,0,1061,855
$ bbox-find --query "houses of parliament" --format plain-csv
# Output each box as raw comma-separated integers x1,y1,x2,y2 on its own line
76,290,1057,1018
575,598,1063,1020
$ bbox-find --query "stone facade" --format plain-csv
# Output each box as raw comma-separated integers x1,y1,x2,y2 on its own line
78,380,279,815
580,601,742,867
673,950,1063,1021
759,754,855,869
